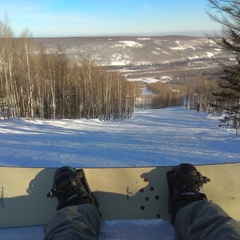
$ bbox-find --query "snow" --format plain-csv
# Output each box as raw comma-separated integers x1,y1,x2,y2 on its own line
126,75,172,83
0,107,239,239
141,87,155,95
127,77,162,83
115,41,144,48
137,38,151,41
206,52,215,58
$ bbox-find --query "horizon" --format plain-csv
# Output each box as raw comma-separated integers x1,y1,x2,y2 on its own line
0,0,220,38
15,29,220,39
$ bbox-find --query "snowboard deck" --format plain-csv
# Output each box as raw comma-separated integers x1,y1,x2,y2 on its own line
1,162,240,228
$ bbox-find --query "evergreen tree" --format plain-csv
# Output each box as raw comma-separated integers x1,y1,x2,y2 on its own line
207,0,240,136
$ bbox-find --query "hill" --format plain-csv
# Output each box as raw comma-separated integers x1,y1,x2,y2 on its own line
34,36,228,83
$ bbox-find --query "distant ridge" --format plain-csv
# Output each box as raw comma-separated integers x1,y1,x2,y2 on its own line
33,35,226,67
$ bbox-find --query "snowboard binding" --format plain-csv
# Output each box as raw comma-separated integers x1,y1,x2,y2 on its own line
167,163,210,223
47,166,99,211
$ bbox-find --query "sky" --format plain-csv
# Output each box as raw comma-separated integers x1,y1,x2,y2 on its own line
0,0,221,38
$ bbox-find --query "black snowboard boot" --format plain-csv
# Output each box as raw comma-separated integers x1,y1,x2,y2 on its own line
47,166,99,211
167,163,210,223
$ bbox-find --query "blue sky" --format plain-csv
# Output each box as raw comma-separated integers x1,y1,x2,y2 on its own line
0,0,220,37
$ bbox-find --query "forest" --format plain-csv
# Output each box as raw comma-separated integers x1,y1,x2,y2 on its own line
0,18,137,120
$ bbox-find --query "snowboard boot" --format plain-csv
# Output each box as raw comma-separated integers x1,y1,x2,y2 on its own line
167,163,210,223
47,166,99,211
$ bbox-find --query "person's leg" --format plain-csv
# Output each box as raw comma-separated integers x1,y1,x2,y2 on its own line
175,200,240,240
44,166,101,240
44,204,101,240
167,163,240,240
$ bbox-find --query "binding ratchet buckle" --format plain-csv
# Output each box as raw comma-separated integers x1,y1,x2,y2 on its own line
47,188,55,198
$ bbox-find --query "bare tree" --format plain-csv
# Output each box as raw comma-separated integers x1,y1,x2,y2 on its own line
0,15,135,121
0,15,17,118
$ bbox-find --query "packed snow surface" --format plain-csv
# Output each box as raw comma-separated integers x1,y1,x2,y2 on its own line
0,107,239,239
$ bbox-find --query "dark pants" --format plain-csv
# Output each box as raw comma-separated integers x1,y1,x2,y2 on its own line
44,200,240,239
44,204,101,240
175,200,240,240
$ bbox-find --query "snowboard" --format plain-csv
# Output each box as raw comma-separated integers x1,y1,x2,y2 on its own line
1,162,240,228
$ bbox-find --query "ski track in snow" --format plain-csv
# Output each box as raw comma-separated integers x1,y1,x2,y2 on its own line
0,107,239,239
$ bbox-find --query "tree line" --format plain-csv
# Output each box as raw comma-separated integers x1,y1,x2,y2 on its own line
0,17,136,120
147,78,219,113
